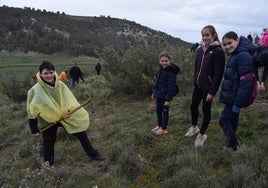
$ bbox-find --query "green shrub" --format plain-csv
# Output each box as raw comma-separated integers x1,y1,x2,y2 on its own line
0,73,33,103
100,45,194,98
232,162,257,187
162,167,201,188
115,147,143,180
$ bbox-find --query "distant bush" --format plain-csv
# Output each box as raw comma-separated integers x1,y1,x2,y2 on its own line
0,74,33,103
100,45,155,98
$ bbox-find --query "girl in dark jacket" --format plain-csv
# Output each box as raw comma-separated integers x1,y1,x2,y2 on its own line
254,45,268,91
219,31,256,151
185,25,226,148
151,51,180,135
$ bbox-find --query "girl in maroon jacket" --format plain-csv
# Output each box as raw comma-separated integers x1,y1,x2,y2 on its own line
185,25,225,147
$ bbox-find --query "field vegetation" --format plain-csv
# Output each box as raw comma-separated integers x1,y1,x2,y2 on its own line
0,50,267,188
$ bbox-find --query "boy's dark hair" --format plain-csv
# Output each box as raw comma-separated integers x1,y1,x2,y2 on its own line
39,61,55,73
222,31,238,41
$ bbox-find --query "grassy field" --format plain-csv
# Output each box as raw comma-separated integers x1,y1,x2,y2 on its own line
0,51,99,80
0,52,267,188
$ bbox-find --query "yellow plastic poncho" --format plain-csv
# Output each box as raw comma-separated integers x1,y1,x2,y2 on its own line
26,72,89,134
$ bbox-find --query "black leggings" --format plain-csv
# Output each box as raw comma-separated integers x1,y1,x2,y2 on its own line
42,123,96,165
190,86,212,135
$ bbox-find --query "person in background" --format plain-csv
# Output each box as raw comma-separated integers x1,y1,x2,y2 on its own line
259,28,268,47
70,63,82,88
80,72,85,83
254,35,260,44
219,31,256,151
247,33,253,43
31,75,37,82
190,42,199,52
254,28,268,91
254,50,268,92
185,25,225,147
95,62,102,75
27,61,105,167
58,70,69,83
151,51,180,135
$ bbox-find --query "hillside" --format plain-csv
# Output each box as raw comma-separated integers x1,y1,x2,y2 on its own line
0,5,191,56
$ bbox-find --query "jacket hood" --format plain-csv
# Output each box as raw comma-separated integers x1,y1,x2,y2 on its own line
201,40,221,51
204,40,221,47
166,63,180,74
235,36,255,56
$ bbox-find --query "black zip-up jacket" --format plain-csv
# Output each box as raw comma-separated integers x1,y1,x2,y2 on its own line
254,45,268,82
194,41,226,95
70,65,82,79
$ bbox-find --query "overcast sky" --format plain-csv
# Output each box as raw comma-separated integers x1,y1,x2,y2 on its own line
1,0,267,43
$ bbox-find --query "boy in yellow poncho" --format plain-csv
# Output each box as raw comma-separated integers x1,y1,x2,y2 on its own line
27,61,105,167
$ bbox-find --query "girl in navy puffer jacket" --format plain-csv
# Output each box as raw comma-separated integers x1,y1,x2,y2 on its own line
151,51,180,135
219,31,256,151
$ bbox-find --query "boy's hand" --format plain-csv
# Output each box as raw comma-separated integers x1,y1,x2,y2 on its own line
63,110,71,119
164,101,170,107
260,82,265,91
33,132,41,137
206,94,214,101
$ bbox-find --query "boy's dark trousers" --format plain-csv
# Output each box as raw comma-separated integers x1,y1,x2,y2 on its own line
42,123,96,165
219,105,239,150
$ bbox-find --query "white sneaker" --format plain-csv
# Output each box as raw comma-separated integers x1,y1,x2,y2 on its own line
151,125,161,133
42,161,51,170
185,126,200,137
194,134,207,147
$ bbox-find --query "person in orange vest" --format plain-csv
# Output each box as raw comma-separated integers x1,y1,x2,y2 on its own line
58,70,69,83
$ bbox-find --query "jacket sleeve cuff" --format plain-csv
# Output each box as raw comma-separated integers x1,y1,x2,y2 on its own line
29,118,39,134
232,105,241,113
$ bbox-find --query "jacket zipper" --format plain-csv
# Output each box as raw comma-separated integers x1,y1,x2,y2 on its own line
196,48,207,88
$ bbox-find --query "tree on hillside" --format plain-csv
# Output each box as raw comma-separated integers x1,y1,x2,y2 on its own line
101,45,166,97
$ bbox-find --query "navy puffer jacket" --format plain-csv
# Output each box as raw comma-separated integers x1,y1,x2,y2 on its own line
153,63,180,102
220,36,256,108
